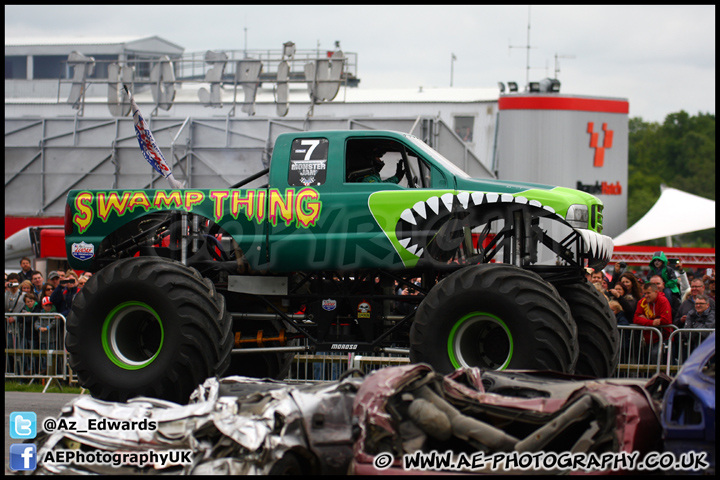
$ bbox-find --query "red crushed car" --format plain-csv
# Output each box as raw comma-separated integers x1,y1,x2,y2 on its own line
351,364,669,475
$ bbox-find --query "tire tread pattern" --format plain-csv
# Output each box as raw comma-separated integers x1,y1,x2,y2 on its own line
410,264,578,374
66,257,232,404
558,282,620,378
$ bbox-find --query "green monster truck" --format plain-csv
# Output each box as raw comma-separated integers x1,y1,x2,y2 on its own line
64,130,618,403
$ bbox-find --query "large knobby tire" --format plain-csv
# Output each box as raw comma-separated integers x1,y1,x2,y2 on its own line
410,264,578,374
557,282,619,378
66,257,233,404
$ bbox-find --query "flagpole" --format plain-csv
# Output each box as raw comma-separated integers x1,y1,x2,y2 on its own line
124,85,183,189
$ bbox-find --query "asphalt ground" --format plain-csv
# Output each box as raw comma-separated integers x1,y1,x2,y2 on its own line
5,391,82,474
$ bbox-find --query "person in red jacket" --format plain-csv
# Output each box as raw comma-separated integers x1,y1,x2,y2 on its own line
633,282,673,363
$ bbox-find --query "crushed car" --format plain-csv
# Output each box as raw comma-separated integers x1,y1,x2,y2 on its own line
350,364,671,474
25,364,671,475
661,332,715,475
25,375,362,475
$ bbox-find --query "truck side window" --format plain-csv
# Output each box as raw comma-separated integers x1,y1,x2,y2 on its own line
288,138,328,186
345,138,428,187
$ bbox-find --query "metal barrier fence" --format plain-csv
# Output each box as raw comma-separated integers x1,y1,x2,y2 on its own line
665,328,715,376
6,312,711,389
288,325,715,382
614,325,675,379
287,347,410,382
615,325,715,379
4,312,72,391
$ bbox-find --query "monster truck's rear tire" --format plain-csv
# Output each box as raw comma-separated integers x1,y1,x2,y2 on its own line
409,264,578,374
66,257,233,404
557,282,619,378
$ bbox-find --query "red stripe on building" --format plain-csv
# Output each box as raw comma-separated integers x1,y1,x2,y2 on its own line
499,96,629,114
5,216,64,239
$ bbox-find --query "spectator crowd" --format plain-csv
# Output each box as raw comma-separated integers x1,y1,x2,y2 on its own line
5,256,92,377
587,251,715,366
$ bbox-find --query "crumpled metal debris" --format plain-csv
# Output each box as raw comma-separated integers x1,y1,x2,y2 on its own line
351,364,668,474
26,375,362,475
25,365,670,475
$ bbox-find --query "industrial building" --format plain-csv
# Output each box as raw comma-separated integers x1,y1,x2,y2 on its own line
5,35,630,271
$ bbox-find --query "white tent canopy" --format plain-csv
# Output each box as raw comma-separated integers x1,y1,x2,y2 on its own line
612,186,715,246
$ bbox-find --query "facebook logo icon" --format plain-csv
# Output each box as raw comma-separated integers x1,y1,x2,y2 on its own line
10,412,37,439
10,444,37,471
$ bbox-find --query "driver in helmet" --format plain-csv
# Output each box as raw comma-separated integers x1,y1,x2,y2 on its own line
357,149,405,184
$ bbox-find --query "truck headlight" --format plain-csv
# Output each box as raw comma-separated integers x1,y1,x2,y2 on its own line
566,204,589,229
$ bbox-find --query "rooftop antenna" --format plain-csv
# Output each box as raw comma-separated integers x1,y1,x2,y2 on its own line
554,52,575,79
243,12,248,58
244,27,248,58
450,53,456,87
509,5,537,89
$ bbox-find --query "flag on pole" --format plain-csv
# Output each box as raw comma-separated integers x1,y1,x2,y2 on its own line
124,85,183,189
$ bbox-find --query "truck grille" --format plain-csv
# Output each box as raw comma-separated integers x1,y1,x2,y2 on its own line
591,204,604,233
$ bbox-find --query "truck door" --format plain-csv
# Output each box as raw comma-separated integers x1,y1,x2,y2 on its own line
266,136,407,271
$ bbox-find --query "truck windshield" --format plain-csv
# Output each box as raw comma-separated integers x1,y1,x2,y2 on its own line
403,134,471,179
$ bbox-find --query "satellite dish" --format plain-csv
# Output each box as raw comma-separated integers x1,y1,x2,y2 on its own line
198,51,228,108
306,50,344,102
66,51,95,109
236,59,263,115
150,56,176,111
276,60,290,117
107,63,133,116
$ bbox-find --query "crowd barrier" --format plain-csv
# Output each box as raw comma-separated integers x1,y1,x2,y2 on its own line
287,348,410,382
665,327,715,376
6,312,713,388
289,325,715,382
615,324,715,379
4,312,74,391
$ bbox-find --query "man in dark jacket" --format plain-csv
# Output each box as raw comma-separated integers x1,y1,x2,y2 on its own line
675,278,716,326
685,294,715,346
50,272,79,317
18,257,34,283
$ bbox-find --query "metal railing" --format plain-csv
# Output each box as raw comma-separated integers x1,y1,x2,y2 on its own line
287,345,410,382
614,324,676,378
4,312,74,392
288,325,713,382
665,328,715,376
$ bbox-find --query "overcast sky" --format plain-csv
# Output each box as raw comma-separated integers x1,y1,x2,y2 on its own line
5,5,715,123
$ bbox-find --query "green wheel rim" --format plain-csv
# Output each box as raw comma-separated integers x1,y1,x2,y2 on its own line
102,301,164,370
447,312,513,370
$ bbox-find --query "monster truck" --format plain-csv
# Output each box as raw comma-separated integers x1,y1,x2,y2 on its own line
64,130,618,403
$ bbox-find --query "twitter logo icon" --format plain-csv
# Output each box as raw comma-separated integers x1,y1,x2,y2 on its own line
10,412,37,439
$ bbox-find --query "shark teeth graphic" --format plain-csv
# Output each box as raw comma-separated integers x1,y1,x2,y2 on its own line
412,201,427,220
427,196,440,215
395,191,552,259
392,191,613,269
400,209,417,226
577,230,614,269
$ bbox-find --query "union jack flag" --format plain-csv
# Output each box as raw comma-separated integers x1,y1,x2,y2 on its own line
124,85,183,189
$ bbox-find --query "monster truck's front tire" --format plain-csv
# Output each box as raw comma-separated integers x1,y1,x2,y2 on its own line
557,282,619,378
66,257,233,404
409,264,578,374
